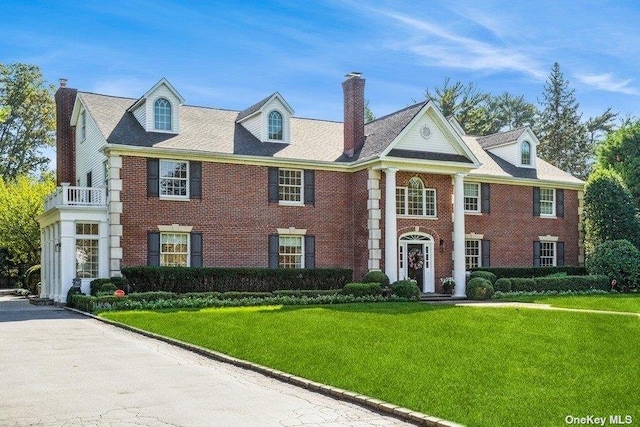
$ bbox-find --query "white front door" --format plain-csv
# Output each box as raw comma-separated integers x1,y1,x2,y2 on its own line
399,233,434,293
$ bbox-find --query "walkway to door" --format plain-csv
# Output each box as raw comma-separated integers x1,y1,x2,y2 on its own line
0,294,413,427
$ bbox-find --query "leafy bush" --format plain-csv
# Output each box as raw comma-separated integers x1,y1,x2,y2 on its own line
65,286,83,307
587,239,640,291
127,291,178,302
391,280,421,300
121,267,352,294
180,292,223,299
361,270,390,287
510,278,537,292
70,294,95,312
471,266,587,279
24,264,41,296
222,291,273,300
469,271,497,284
273,289,341,297
100,283,118,293
343,282,382,297
90,277,126,296
467,277,494,300
494,278,512,292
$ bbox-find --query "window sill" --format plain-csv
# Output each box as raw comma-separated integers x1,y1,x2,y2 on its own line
539,215,557,219
159,196,191,202
278,201,304,206
464,211,482,216
397,215,438,220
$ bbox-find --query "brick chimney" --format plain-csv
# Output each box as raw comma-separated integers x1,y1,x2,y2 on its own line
55,78,77,185
342,72,365,158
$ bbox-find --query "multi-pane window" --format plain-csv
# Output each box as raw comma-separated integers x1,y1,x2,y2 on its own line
278,169,303,203
75,223,99,278
279,235,303,268
160,160,188,197
521,141,531,165
160,233,189,267
80,110,86,141
464,183,480,212
268,110,283,140
539,241,556,267
396,178,436,217
465,240,481,269
539,188,555,216
154,98,172,130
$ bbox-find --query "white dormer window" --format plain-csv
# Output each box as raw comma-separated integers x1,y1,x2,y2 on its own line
154,98,172,131
268,110,283,140
521,141,531,165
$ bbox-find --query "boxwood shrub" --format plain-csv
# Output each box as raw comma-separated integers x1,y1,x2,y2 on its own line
494,278,512,292
343,282,382,297
469,271,497,284
390,280,421,300
471,266,587,279
121,267,352,294
497,275,609,293
361,270,390,287
467,277,494,300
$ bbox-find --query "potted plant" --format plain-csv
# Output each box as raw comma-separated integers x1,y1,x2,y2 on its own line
440,277,455,294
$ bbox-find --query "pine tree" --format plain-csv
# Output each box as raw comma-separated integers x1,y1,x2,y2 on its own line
535,63,590,179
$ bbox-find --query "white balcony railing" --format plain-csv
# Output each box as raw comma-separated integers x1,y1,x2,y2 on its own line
44,184,107,211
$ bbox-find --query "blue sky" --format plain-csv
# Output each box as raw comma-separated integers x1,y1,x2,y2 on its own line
3,1,640,130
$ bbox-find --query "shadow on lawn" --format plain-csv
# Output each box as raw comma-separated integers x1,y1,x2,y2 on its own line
270,302,457,316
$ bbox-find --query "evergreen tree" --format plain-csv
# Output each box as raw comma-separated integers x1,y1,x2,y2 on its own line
535,63,590,179
489,92,537,131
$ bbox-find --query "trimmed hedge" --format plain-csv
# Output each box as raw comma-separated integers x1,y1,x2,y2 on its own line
467,277,494,300
469,271,497,284
391,280,421,300
496,275,609,293
343,282,382,297
272,289,341,297
90,277,126,296
120,267,352,294
471,266,587,279
362,270,390,287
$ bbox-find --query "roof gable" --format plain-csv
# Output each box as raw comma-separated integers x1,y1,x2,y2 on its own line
236,92,294,123
127,78,185,112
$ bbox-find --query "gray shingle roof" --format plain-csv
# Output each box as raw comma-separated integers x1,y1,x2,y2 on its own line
236,92,276,122
80,91,583,185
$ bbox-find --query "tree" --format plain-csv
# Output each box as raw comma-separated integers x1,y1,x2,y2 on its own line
535,63,591,179
0,173,56,268
583,168,640,254
364,99,375,123
424,77,495,135
0,63,55,180
596,119,640,208
488,92,537,131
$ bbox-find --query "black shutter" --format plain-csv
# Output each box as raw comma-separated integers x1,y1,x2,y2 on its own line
147,158,159,198
268,234,279,268
148,232,160,266
304,170,315,205
86,171,92,187
481,239,491,267
481,183,490,213
268,168,279,203
533,241,541,267
556,189,564,218
304,235,316,268
189,161,202,199
533,187,540,216
557,242,565,266
190,233,203,267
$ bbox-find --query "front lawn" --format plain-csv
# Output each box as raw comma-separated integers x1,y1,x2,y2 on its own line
101,303,639,426
498,293,640,313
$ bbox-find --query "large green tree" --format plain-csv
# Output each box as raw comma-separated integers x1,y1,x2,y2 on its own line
583,168,640,254
0,63,55,180
596,119,640,208
0,173,56,267
488,92,537,131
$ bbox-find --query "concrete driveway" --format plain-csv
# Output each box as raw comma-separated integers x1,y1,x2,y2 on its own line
0,295,415,427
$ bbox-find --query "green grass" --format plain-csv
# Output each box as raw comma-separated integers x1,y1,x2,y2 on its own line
101,303,640,426
499,293,640,313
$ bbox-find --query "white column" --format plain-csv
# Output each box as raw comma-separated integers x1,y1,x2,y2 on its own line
453,173,466,297
384,168,399,283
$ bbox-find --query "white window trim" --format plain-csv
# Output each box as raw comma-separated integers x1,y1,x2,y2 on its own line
520,141,531,166
75,222,100,279
539,188,556,218
158,224,194,233
160,232,190,267
396,186,437,218
538,240,557,267
267,110,284,142
278,168,304,206
154,97,173,132
80,109,86,142
463,182,481,214
159,159,189,200
277,234,305,268
464,239,482,270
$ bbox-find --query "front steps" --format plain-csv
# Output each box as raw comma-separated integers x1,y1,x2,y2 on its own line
420,293,467,302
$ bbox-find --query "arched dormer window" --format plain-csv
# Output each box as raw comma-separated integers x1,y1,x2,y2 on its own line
268,110,283,140
521,141,531,165
154,98,172,131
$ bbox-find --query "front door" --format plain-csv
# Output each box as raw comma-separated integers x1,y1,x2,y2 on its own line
407,244,425,291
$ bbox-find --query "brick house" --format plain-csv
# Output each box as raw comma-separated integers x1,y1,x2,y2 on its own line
38,73,584,303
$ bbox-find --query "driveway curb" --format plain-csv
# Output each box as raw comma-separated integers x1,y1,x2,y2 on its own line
65,306,464,427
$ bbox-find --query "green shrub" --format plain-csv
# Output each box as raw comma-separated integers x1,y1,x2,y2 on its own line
180,292,223,299
100,283,118,293
221,291,274,300
127,291,178,301
390,280,421,300
71,294,95,312
510,278,536,292
469,271,497,284
343,282,382,297
90,277,126,296
273,289,341,297
65,286,83,307
121,266,352,293
467,277,494,300
471,266,587,278
361,270,390,287
494,278,512,292
587,239,640,292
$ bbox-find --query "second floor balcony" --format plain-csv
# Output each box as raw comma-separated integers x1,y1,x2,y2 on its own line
44,184,107,212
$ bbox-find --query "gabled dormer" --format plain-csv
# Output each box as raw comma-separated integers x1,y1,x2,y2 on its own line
236,92,294,143
477,127,539,169
127,78,185,134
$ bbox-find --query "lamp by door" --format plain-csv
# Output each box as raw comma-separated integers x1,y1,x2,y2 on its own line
439,238,444,253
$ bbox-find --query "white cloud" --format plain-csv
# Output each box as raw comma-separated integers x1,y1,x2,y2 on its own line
576,73,639,95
